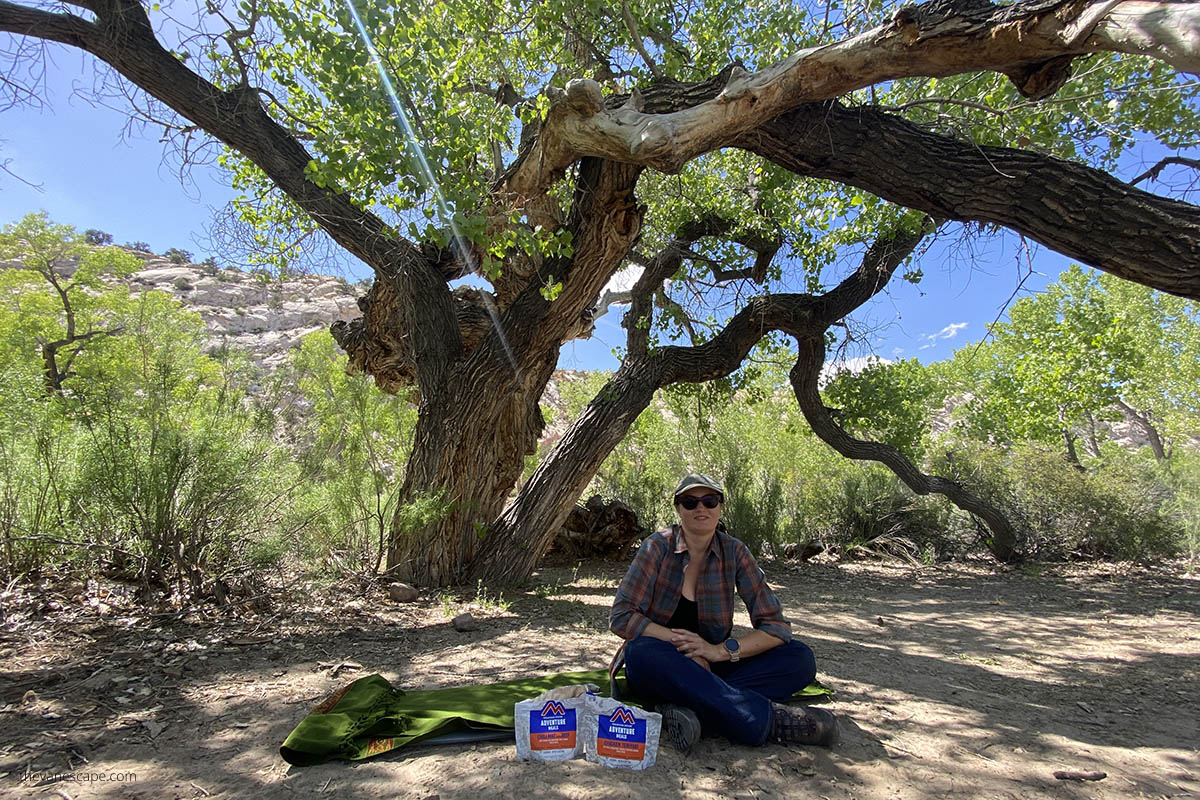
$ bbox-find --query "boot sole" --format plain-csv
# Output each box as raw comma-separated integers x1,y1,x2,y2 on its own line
660,704,701,754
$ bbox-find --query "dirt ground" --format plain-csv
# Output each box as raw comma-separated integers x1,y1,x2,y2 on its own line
2,558,1198,799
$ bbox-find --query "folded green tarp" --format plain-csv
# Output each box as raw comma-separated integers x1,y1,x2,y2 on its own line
280,668,834,766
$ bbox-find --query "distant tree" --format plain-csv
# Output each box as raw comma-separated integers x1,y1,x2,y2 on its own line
164,247,194,265
123,241,152,253
947,266,1200,464
1088,274,1200,462
83,229,113,246
0,213,141,394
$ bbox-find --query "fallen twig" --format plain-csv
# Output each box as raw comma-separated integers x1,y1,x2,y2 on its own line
1053,770,1106,781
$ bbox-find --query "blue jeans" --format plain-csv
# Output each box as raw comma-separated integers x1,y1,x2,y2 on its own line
623,635,817,746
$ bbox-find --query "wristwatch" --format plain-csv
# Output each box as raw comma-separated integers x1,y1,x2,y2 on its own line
724,638,740,663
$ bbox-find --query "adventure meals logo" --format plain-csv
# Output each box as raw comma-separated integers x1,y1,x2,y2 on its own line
529,699,577,751
596,705,647,760
609,707,637,726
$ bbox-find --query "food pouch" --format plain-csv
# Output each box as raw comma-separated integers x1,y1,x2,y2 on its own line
581,695,661,770
514,696,585,762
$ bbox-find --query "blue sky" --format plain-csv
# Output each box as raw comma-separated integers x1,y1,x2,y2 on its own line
2,59,1073,373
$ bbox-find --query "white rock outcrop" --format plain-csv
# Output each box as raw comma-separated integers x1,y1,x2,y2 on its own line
126,254,361,370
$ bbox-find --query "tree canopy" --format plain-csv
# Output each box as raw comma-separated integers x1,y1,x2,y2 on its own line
2,0,1198,584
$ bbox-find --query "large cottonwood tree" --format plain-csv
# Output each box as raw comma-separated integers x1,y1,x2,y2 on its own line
2,0,1198,584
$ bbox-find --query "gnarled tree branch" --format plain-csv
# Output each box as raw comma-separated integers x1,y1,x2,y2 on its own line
737,101,1200,299
498,0,1200,203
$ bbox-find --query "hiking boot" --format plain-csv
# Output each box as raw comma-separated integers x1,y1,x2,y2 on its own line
660,704,702,754
769,703,840,747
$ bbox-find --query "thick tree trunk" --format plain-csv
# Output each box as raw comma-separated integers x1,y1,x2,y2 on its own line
394,159,644,586
466,356,667,585
387,356,555,585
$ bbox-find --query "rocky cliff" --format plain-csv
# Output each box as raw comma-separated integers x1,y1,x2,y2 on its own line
126,254,362,370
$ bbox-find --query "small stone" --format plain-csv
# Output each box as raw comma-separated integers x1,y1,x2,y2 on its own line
452,613,478,632
387,582,420,603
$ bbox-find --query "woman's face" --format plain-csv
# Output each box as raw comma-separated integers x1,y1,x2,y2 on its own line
676,486,723,539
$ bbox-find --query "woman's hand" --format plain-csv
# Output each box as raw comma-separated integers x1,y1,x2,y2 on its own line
669,628,722,664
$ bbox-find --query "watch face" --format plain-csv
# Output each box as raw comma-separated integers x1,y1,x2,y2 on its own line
725,638,739,652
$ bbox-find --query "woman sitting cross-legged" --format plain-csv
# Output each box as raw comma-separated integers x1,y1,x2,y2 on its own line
609,472,839,753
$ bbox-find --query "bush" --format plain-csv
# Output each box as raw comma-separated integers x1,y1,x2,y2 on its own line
200,257,220,276
1166,450,1200,558
71,351,293,596
720,452,790,555
124,241,152,252
931,442,1182,561
0,368,83,578
285,331,418,574
173,276,194,292
802,464,953,559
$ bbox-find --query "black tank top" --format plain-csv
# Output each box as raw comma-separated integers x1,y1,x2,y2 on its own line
667,596,699,633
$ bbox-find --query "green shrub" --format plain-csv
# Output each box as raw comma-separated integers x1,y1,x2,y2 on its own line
71,350,291,595
285,331,418,574
931,442,1182,561
720,452,790,555
1167,450,1200,558
0,368,82,577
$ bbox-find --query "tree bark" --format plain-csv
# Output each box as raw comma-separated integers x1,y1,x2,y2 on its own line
500,0,1200,202
737,101,1200,299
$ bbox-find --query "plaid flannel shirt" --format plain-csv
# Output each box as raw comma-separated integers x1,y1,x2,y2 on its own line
610,524,792,646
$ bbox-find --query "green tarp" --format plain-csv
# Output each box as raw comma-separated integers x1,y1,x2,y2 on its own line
280,669,833,766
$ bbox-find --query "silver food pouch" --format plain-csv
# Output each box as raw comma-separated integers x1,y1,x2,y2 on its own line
582,695,661,770
514,696,585,762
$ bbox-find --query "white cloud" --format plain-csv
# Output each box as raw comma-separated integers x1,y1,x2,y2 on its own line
917,321,968,348
939,322,968,339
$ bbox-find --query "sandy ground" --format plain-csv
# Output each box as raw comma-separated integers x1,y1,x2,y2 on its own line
1,559,1198,799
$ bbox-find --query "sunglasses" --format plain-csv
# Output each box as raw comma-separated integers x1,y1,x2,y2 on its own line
676,493,722,510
